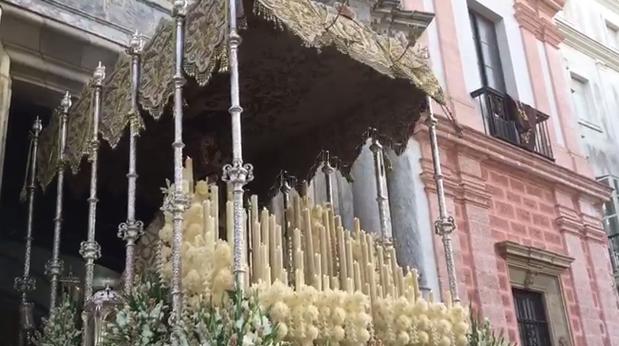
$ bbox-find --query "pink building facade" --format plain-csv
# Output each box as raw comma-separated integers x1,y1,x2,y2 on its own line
403,0,619,344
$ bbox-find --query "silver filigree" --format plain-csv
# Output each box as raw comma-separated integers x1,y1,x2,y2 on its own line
426,97,460,303
48,91,71,312
82,63,105,346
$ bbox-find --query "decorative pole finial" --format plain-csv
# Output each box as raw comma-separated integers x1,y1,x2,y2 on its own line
128,31,145,55
118,30,145,295
368,128,393,246
93,62,105,86
425,96,460,303
46,91,71,313
80,63,105,345
167,1,189,332
223,0,254,293
321,150,335,205
61,90,72,112
173,0,188,16
15,116,42,345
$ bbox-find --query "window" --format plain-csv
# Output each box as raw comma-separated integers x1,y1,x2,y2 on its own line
606,22,619,50
512,288,552,346
570,77,593,123
598,175,619,272
470,11,506,92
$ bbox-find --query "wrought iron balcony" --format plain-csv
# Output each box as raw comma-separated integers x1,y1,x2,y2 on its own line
471,87,554,160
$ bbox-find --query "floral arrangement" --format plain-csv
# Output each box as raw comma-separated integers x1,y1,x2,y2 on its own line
372,296,468,346
33,294,81,346
256,281,372,345
159,179,235,307
185,289,281,345
99,272,171,346
467,309,515,346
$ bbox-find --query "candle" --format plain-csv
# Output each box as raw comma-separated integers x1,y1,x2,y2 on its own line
183,157,194,194
252,221,261,283
319,225,328,278
210,185,219,231
294,195,302,230
337,226,347,287
345,233,353,282
203,199,211,233
295,268,303,290
360,235,368,289
353,261,361,292
369,262,377,302
353,218,361,239
269,215,277,267
314,254,322,290
323,275,330,290
261,208,269,255
303,208,314,281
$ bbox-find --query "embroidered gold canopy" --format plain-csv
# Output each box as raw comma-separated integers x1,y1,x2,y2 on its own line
36,0,443,189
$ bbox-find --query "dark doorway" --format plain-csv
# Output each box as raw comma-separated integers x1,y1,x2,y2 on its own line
512,287,552,346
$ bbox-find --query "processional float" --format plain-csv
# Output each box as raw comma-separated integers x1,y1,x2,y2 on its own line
26,0,464,343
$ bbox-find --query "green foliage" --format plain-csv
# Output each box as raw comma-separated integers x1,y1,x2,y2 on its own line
33,294,81,346
184,288,282,345
99,272,171,346
467,308,516,346
99,272,282,346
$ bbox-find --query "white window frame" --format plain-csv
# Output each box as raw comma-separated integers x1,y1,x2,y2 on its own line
570,74,602,131
606,21,619,50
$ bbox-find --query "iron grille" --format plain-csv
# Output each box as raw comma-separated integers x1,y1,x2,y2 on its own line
512,288,552,346
471,86,554,160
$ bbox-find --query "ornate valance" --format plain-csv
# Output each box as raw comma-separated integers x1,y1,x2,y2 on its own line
37,0,443,189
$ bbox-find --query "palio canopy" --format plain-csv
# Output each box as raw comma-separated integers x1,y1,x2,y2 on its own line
36,0,443,192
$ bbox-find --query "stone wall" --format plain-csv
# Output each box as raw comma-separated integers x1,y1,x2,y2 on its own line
4,0,170,46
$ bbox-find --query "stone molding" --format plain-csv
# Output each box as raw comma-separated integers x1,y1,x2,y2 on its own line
415,120,612,204
497,240,574,276
514,0,565,47
557,17,619,73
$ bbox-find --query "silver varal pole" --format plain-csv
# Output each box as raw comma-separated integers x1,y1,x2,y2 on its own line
426,96,460,303
169,0,189,323
15,117,42,345
321,150,334,205
80,62,105,345
369,130,393,245
118,32,145,294
222,0,253,292
46,91,71,312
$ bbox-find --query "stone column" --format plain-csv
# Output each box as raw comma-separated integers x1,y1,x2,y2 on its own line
0,10,12,197
385,138,440,293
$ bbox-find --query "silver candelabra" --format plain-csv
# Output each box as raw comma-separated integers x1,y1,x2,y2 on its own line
426,96,460,303
169,0,189,326
80,62,105,346
15,116,42,346
46,91,71,313
222,0,254,292
118,31,145,294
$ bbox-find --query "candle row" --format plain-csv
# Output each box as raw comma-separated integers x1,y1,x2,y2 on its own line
243,187,423,304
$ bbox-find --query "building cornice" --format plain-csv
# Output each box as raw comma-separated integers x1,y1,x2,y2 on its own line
557,17,619,72
414,120,613,203
497,240,574,277
596,0,619,16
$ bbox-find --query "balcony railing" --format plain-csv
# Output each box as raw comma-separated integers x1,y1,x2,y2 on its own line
471,87,554,160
